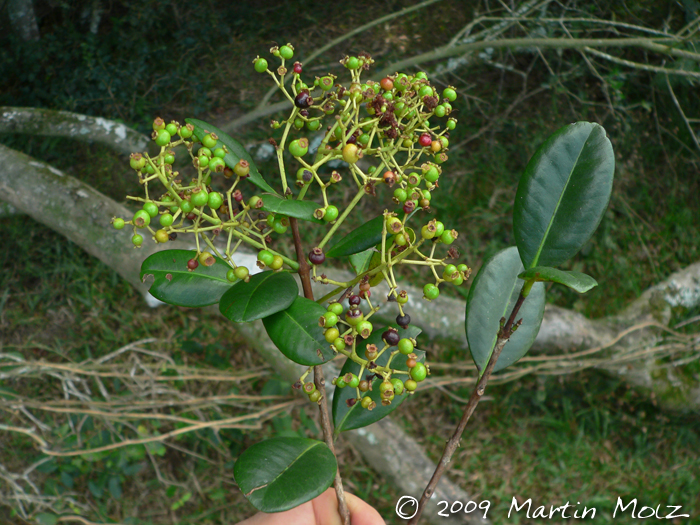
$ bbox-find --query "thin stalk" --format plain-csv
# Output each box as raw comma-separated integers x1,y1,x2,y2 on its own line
408,288,528,524
288,217,350,525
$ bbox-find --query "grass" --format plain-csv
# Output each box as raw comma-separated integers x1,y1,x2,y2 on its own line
2,0,700,523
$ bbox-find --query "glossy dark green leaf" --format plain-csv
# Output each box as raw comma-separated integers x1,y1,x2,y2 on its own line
348,249,375,275
333,325,423,433
234,437,337,513
263,297,335,365
219,271,298,323
140,249,233,307
518,267,598,293
513,122,614,269
259,194,322,223
326,215,385,258
466,247,545,374
186,118,277,195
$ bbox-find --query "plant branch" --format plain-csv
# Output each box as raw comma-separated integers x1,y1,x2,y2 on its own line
288,217,350,525
408,288,527,525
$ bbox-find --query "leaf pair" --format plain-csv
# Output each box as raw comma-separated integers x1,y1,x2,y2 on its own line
466,122,614,374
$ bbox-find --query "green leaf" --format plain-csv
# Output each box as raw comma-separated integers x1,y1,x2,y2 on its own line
259,194,322,223
108,476,122,499
140,249,233,307
333,325,423,433
326,215,385,258
35,514,58,525
219,271,298,323
518,267,598,293
466,247,545,374
513,122,614,269
348,249,376,275
262,297,334,365
186,118,278,195
234,437,337,513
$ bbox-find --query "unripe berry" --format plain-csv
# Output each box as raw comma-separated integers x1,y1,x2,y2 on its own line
155,229,169,243
323,205,339,222
289,138,309,157
254,57,268,73
404,379,418,392
130,153,146,170
234,266,250,281
269,255,284,270
133,210,151,228
279,45,294,60
199,251,215,267
257,250,275,267
357,320,373,339
112,217,125,230
324,327,340,343
345,308,364,326
179,123,194,138
328,302,343,316
155,130,171,147
132,234,143,247
208,192,224,210
234,159,250,178
342,143,361,163
202,133,218,149
423,283,440,301
410,362,428,382
190,188,208,207
398,338,414,355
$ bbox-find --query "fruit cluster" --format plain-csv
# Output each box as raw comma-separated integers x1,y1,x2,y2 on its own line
114,43,470,409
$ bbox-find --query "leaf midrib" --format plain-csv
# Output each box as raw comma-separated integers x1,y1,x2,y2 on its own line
254,441,321,494
530,128,590,268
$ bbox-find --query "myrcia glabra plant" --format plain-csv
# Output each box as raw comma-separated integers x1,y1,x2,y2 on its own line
110,43,614,523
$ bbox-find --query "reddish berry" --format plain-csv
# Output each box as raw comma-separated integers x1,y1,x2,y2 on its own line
382,328,400,346
380,77,394,91
294,90,313,109
187,258,199,270
293,62,303,74
348,295,361,306
309,247,325,265
419,133,432,147
403,201,416,214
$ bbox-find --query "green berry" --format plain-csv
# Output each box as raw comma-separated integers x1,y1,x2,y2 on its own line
279,45,294,60
361,396,373,409
270,256,283,270
443,87,457,102
356,320,373,338
423,283,440,301
322,311,338,327
393,188,408,203
307,120,321,131
319,76,334,91
398,338,414,355
336,377,347,388
404,379,418,392
159,213,174,227
191,189,209,207
446,118,457,130
391,378,404,395
440,229,457,245
419,85,433,97
179,124,193,139
208,192,224,210
323,205,339,222
333,337,346,351
133,210,151,228
155,130,171,147
155,229,169,243
309,390,322,403
347,374,360,389
180,200,194,213
288,138,309,157
433,221,445,237
452,275,464,286
202,133,218,149
165,123,178,136
132,234,144,246
164,152,175,164
227,269,237,282
254,58,268,73
328,303,343,316
257,250,275,267
208,157,224,172
112,218,125,230
434,105,446,118
234,266,249,280
414,71,428,80
443,264,458,281
421,224,435,240
142,202,159,218
293,117,304,129
410,362,427,382
345,56,360,69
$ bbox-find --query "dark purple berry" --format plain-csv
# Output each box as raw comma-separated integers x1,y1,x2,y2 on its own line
293,62,303,74
346,398,357,407
348,295,361,306
309,247,325,265
403,200,416,214
295,90,313,109
168,232,178,241
396,313,411,328
382,328,400,346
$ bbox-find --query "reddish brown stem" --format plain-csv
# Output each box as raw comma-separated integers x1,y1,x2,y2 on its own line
408,289,527,524
289,217,350,525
